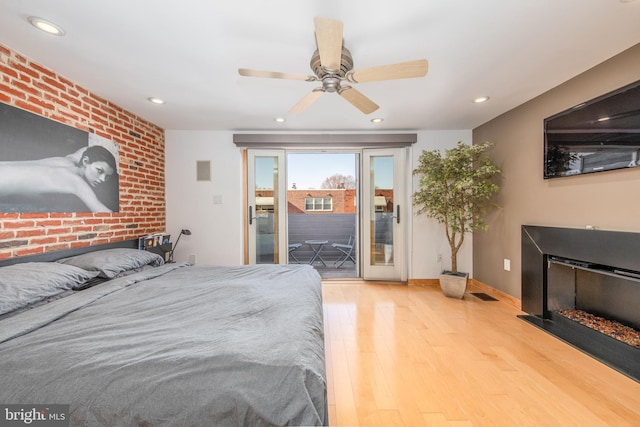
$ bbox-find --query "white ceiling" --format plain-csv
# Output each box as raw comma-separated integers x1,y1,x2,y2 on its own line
1,0,639,132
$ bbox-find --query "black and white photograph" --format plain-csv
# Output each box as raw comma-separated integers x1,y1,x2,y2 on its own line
0,102,119,213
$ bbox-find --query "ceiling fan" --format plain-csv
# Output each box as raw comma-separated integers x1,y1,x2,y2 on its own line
238,17,428,115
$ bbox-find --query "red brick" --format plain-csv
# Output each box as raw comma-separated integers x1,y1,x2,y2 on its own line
12,79,41,97
0,231,15,239
0,64,18,79
41,75,66,92
47,227,73,235
59,234,78,242
37,220,63,227
30,62,57,79
70,241,92,249
17,229,47,238
15,63,39,79
14,99,43,116
4,221,36,228
45,244,71,253
50,213,74,219
0,82,26,100
60,90,82,106
28,95,56,111
19,212,48,219
30,237,58,245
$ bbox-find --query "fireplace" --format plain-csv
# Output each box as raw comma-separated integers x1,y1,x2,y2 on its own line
520,225,640,382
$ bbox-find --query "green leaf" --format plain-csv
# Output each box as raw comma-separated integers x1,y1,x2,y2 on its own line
413,141,501,274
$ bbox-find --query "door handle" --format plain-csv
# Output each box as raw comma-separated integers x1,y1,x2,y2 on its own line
249,206,255,225
394,205,400,224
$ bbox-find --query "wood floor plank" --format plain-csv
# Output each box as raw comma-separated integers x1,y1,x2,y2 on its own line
328,337,359,425
421,413,449,427
323,281,640,426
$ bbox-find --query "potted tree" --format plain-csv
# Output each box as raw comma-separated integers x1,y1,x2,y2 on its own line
413,141,501,298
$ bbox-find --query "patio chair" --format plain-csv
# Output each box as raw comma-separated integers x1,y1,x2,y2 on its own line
331,235,355,268
288,243,303,263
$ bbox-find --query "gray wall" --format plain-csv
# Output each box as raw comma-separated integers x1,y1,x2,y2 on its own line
473,42,640,299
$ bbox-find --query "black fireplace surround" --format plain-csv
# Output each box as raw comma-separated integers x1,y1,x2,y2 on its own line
520,225,640,382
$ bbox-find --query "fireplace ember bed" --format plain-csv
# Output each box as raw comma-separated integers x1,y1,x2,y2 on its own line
520,225,640,382
557,309,640,348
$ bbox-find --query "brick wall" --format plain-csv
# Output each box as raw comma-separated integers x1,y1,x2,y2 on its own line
0,43,165,260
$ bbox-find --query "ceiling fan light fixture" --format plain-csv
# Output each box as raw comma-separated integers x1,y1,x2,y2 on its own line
28,17,65,36
473,96,490,103
238,17,428,115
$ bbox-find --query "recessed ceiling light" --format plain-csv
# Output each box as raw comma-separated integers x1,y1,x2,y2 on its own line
147,97,165,105
28,17,65,36
274,117,286,123
473,96,490,104
370,118,384,123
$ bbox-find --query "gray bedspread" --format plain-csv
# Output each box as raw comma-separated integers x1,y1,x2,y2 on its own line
0,263,327,427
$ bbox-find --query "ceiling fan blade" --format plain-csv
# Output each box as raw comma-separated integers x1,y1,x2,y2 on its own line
238,68,312,81
349,59,428,83
289,90,324,114
314,17,343,71
339,87,379,114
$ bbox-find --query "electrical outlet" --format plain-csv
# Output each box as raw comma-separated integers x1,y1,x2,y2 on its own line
436,253,443,263
504,258,511,271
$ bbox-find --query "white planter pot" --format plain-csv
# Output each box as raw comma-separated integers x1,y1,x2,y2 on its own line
438,272,469,299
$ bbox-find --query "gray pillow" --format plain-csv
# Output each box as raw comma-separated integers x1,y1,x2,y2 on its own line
57,248,164,279
0,262,99,315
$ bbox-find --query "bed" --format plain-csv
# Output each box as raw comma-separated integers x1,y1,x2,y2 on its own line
0,241,327,426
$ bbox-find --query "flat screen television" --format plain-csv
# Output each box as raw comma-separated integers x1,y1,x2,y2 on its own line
544,79,640,179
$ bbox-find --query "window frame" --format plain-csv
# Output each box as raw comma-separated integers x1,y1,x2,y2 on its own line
304,197,333,212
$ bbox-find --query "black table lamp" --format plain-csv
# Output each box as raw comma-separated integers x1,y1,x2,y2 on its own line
169,229,191,263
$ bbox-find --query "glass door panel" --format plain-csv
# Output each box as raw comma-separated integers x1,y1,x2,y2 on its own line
247,150,286,264
370,156,394,266
362,148,406,281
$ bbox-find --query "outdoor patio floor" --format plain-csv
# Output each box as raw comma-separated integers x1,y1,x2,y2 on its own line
300,261,358,279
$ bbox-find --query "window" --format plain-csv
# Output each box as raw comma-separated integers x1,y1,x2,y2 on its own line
305,197,332,211
374,195,388,213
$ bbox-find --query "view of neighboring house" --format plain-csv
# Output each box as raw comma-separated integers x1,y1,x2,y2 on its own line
254,189,393,214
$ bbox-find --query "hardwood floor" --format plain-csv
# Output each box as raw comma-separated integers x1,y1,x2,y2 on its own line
322,280,640,426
